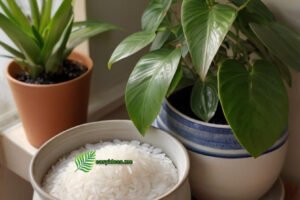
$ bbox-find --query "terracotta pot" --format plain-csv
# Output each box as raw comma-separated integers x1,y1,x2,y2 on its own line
6,52,93,148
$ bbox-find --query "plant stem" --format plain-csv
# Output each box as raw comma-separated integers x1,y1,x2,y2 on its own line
206,0,215,7
238,0,251,11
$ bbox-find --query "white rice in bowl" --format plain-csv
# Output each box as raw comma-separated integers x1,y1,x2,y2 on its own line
42,139,178,200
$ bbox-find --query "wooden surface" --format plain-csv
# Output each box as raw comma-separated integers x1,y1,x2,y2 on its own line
285,182,300,200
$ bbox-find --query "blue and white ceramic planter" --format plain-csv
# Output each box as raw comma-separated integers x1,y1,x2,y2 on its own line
154,100,288,200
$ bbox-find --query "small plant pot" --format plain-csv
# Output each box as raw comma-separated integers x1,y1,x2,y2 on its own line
154,100,288,200
30,120,191,200
6,52,93,148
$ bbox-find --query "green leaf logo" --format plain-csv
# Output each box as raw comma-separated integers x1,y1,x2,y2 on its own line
75,150,96,173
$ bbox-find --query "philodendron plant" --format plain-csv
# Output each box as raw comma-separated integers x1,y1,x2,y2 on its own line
109,0,300,157
0,0,117,78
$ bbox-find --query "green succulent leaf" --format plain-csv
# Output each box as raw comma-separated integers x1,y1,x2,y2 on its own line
0,13,41,64
29,0,40,28
67,21,118,55
32,26,44,48
75,150,96,173
46,15,74,73
182,0,237,80
126,48,181,134
141,0,172,32
6,0,32,33
108,31,156,69
218,60,288,157
191,75,218,122
13,57,42,77
41,0,73,67
39,0,53,33
0,41,24,58
0,1,17,23
250,22,300,71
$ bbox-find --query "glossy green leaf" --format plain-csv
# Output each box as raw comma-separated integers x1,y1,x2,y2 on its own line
191,75,218,122
141,0,172,32
167,65,183,97
40,0,53,33
150,30,170,51
232,0,274,22
182,0,237,80
126,48,181,134
250,22,300,71
0,13,40,64
75,150,96,173
275,62,292,87
108,31,156,69
41,0,73,65
67,21,118,54
218,60,288,157
29,0,40,28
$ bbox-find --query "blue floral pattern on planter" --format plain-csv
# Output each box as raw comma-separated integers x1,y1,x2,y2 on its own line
153,101,287,159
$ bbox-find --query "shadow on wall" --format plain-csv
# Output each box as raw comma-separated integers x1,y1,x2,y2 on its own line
86,0,149,105
262,0,300,183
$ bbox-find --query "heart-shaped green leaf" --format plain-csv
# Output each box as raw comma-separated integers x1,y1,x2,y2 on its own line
218,60,288,157
191,75,218,122
141,0,172,32
108,31,156,69
250,22,300,71
182,0,236,80
126,48,182,134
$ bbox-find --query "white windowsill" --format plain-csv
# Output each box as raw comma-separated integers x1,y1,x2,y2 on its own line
0,124,36,181
0,99,128,182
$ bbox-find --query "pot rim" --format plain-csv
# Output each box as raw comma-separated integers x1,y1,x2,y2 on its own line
30,120,190,200
165,99,231,129
6,51,93,88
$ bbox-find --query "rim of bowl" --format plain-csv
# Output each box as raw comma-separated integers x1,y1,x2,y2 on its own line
30,120,190,200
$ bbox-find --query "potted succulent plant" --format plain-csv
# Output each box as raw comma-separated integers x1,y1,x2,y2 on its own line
2,0,117,148
109,0,300,199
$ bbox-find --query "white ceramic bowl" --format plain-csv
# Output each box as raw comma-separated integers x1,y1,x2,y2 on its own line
30,120,191,200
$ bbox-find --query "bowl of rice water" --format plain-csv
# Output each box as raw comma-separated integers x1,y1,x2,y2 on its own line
30,120,190,200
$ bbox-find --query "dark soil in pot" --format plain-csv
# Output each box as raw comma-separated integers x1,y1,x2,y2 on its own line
16,59,88,84
168,86,228,125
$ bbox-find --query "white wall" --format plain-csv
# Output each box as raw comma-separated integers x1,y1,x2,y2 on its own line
86,0,149,115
